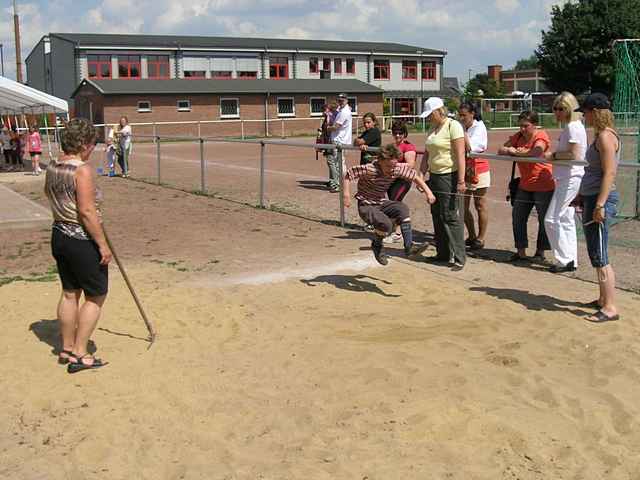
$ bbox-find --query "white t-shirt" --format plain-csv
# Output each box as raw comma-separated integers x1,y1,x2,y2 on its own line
119,125,132,151
554,120,586,179
331,105,352,145
466,119,488,154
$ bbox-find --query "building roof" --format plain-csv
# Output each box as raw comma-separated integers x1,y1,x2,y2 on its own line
71,78,384,97
50,33,446,56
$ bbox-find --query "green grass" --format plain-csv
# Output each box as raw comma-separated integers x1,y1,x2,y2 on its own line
0,265,58,288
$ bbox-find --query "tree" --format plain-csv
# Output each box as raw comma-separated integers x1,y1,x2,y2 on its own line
536,0,640,95
514,54,538,71
463,73,504,99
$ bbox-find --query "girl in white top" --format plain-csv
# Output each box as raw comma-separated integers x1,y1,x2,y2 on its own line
544,91,587,272
116,116,132,177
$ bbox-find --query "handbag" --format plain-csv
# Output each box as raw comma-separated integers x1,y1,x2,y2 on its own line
506,161,520,207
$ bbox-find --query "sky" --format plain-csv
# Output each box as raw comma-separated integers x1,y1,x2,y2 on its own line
0,0,569,85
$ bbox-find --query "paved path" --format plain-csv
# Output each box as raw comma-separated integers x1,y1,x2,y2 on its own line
0,181,50,230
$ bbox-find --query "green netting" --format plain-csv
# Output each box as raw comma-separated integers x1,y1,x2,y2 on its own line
613,40,640,219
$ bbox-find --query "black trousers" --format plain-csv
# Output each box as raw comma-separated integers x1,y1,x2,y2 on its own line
428,171,466,264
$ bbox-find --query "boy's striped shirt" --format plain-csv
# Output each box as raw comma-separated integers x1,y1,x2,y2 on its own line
346,162,416,204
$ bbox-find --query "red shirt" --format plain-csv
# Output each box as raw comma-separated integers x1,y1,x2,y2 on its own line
397,141,416,163
509,130,554,192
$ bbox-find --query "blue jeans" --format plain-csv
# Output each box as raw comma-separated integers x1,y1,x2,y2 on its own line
582,191,618,268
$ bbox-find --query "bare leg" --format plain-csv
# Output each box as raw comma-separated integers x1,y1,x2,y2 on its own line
598,265,617,316
58,290,81,355
475,191,489,243
72,294,107,364
464,194,476,241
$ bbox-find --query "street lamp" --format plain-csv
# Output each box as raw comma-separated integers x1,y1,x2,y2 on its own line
0,44,4,77
417,49,424,115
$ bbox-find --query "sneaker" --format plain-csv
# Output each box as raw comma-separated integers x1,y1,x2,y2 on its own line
383,232,402,244
371,240,388,266
451,261,465,271
548,261,576,273
364,224,375,233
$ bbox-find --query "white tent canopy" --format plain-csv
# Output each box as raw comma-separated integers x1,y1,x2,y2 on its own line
0,76,68,115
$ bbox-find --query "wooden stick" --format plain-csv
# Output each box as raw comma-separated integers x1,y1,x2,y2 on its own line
104,230,157,348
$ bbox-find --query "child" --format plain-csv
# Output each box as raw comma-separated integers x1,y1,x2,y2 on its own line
343,143,436,265
106,125,117,176
28,125,43,175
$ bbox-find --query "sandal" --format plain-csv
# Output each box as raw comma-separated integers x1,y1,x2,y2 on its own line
585,310,620,323
57,349,74,365
67,354,108,374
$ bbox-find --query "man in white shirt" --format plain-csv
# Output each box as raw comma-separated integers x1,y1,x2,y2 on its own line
326,93,352,192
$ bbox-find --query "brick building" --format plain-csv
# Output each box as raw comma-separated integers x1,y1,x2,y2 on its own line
487,64,555,109
71,78,383,138
27,33,455,118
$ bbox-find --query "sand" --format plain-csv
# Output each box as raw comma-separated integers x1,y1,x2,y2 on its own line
1,167,640,480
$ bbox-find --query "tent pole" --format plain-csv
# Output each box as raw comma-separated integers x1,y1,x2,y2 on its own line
43,106,52,161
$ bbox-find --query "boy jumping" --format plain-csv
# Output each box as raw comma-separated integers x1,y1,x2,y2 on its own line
344,143,436,265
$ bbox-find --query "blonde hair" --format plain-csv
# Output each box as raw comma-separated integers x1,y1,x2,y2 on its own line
553,91,582,123
592,108,615,135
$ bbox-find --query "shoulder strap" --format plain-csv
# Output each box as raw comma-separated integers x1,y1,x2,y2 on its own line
510,161,517,181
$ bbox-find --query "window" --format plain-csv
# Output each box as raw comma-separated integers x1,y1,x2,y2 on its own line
334,58,342,75
177,100,191,112
220,98,239,118
422,61,436,80
309,57,319,74
184,71,206,78
373,60,390,80
322,58,331,71
310,97,326,116
237,71,258,79
348,97,357,114
402,60,418,80
346,58,355,75
277,97,295,117
87,55,111,79
118,55,141,79
147,55,170,79
269,57,288,79
137,101,152,113
212,71,232,79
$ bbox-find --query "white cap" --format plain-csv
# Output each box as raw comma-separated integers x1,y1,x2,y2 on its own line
419,97,444,118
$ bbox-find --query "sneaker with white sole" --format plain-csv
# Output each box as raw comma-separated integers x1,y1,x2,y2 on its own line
383,232,403,244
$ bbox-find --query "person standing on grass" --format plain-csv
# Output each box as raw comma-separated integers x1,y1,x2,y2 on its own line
384,121,417,244
458,102,489,251
574,93,620,323
498,110,554,263
354,112,382,165
44,118,111,373
116,116,132,177
343,143,435,265
326,93,353,192
543,92,586,273
28,124,43,175
419,97,467,271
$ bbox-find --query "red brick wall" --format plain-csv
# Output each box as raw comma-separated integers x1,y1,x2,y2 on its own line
79,91,382,139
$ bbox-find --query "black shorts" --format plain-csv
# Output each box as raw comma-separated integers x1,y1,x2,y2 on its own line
51,229,108,297
30,151,42,157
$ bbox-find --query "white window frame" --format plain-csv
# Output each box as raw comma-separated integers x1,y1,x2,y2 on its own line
177,99,191,112
137,100,152,113
220,97,240,119
277,97,295,117
309,97,326,117
347,97,358,114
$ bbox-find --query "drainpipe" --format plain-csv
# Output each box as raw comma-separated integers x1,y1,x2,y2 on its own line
264,91,270,137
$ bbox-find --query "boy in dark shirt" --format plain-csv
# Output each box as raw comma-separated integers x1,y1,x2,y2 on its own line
344,144,436,265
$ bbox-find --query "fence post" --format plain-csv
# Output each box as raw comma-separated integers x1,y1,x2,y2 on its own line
152,122,157,143
200,138,206,192
156,136,161,185
337,145,345,227
281,119,285,139
197,121,201,138
241,120,245,140
259,141,266,208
